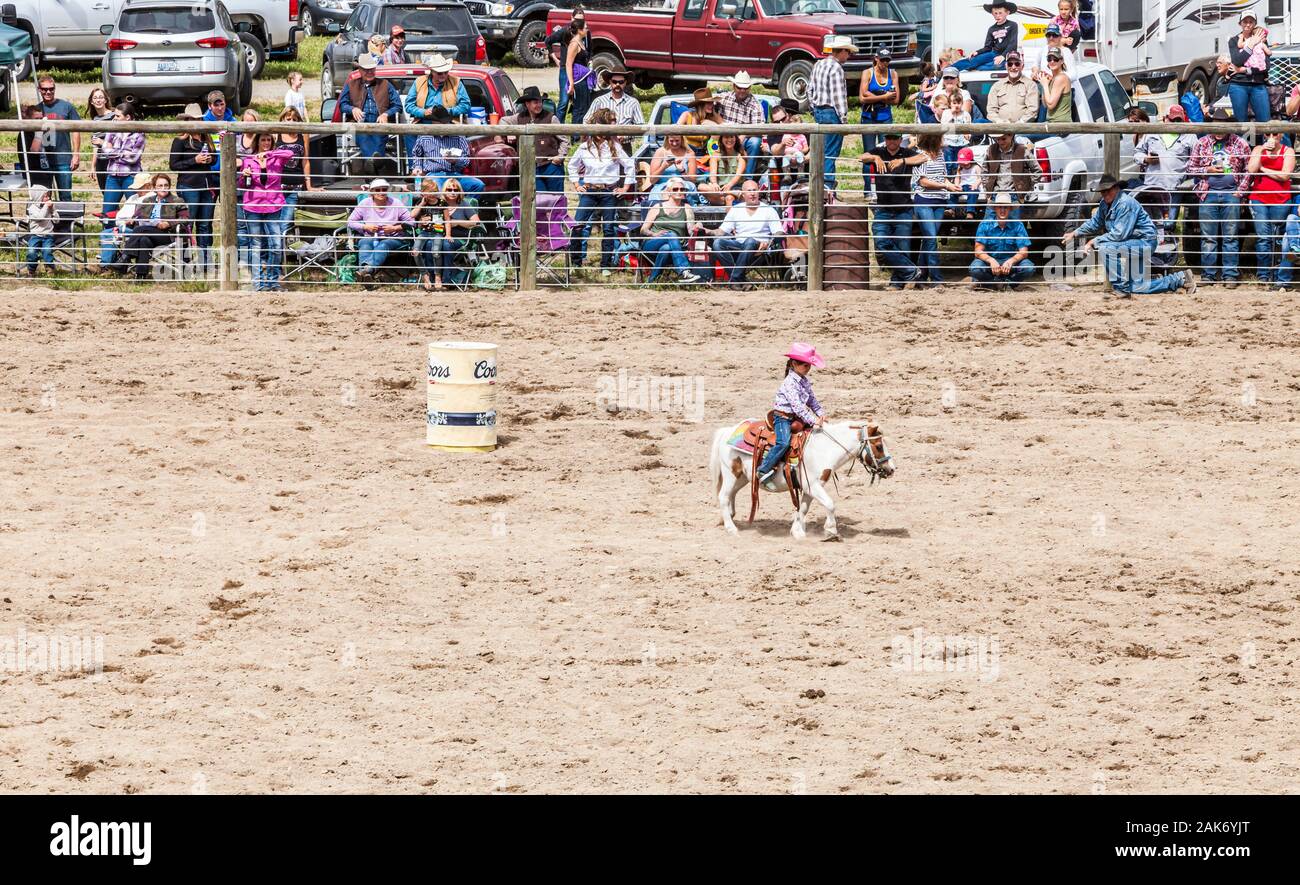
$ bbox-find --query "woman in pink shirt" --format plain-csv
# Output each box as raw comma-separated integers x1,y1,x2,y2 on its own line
238,133,293,291
347,178,415,282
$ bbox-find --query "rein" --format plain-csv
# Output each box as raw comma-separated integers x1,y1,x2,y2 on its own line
820,425,892,485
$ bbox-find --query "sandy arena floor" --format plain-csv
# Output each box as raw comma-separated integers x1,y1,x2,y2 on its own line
1,283,1297,794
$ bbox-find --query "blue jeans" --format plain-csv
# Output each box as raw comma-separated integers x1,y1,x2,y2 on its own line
423,173,485,195
873,207,917,285
968,257,1035,285
568,79,592,126
715,236,763,282
236,204,252,276
570,190,617,267
245,212,282,290
358,236,409,270
942,145,963,174
276,192,299,243
913,198,946,281
50,165,72,203
537,162,564,193
742,136,763,178
757,415,792,477
99,227,118,266
812,107,842,189
1250,201,1293,283
957,185,979,215
557,68,570,123
356,133,387,158
416,235,465,279
26,234,54,271
1199,190,1240,280
103,174,135,217
1098,240,1186,295
1228,82,1271,126
645,233,690,281
952,50,1000,72
179,187,215,263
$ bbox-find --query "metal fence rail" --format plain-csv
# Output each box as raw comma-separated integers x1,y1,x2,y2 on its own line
0,119,1294,294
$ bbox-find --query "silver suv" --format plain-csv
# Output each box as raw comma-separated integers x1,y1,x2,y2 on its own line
101,0,252,113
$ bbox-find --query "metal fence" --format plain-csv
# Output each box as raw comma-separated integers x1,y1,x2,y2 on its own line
0,118,1294,293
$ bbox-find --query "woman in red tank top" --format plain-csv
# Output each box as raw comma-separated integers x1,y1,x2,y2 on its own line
1247,133,1296,288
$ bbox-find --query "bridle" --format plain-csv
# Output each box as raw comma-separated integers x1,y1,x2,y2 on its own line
822,425,894,484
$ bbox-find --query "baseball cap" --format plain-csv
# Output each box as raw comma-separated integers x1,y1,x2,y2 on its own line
942,66,960,78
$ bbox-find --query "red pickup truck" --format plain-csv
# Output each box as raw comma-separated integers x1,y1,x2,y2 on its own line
546,0,919,104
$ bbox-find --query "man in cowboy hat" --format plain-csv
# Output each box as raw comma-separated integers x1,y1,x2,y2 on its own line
953,1,1019,72
809,34,854,189
338,54,401,160
678,87,723,155
405,53,470,123
715,70,766,177
1063,174,1197,296
585,67,643,125
968,192,1034,288
498,86,570,193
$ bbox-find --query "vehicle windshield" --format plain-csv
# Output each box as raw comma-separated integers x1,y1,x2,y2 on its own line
120,8,215,33
381,8,469,35
764,0,847,15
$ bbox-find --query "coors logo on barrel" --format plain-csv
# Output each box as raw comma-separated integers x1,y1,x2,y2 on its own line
428,357,496,382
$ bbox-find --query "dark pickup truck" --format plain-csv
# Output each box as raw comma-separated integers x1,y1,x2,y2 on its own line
546,0,919,104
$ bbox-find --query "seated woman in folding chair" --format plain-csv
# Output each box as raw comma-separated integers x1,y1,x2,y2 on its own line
414,178,481,291
639,177,703,285
107,173,189,280
348,177,415,282
409,105,485,195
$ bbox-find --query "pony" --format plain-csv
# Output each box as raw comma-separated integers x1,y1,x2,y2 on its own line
708,420,895,539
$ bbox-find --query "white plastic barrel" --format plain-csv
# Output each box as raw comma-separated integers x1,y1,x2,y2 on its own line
427,341,498,451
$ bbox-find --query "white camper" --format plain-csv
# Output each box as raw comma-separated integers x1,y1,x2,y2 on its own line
930,0,1293,104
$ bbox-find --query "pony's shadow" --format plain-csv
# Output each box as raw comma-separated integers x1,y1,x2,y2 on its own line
746,516,911,541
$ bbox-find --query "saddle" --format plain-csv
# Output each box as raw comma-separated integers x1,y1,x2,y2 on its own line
744,410,812,523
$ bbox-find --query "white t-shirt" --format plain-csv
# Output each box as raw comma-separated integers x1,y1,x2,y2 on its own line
285,88,308,121
1025,44,1077,77
717,204,783,242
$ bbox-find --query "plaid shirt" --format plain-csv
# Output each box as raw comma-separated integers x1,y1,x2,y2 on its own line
808,56,847,120
716,91,765,126
1185,133,1251,199
584,91,644,125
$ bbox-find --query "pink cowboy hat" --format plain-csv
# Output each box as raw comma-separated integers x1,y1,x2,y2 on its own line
784,342,825,368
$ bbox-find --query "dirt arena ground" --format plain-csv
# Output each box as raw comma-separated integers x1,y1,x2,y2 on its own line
2,283,1297,794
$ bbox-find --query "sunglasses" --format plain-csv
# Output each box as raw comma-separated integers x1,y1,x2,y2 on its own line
610,79,626,85
39,86,56,92
1006,61,1022,67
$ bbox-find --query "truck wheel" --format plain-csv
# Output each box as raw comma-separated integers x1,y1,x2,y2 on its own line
587,51,624,88
239,31,266,80
778,60,815,108
237,67,253,113
320,61,334,106
299,8,316,38
1181,69,1210,107
514,19,549,69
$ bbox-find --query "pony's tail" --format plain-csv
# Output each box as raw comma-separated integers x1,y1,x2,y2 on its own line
710,427,727,495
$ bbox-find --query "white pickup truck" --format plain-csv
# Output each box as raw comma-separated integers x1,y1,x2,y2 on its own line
0,0,301,79
958,61,1140,241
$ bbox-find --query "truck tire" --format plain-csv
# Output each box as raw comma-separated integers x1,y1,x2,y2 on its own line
320,60,334,107
587,51,624,88
514,19,549,69
778,59,815,108
299,8,317,38
1181,69,1210,107
239,31,266,80
237,67,253,114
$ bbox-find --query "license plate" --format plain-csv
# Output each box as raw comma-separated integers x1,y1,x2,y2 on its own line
151,59,198,73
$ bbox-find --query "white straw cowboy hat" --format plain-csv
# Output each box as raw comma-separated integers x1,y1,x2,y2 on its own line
823,34,854,53
424,52,453,73
356,53,378,70
369,178,391,190
729,70,754,89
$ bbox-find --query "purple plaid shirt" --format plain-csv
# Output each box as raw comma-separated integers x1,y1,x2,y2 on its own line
773,371,823,424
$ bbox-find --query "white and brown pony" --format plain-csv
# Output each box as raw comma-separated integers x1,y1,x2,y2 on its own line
708,420,895,539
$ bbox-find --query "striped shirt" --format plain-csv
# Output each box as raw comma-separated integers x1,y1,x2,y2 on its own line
584,91,644,125
808,56,847,121
716,91,765,126
773,371,823,425
912,154,951,199
410,134,471,176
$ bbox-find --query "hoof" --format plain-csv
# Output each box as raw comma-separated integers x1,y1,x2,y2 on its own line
725,525,739,536
822,534,843,543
